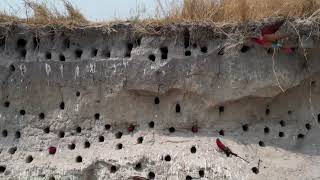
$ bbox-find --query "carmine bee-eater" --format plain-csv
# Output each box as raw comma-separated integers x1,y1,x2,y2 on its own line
216,138,249,163
250,20,294,53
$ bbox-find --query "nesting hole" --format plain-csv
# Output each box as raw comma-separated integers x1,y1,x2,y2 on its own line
75,49,83,58
20,109,26,116
94,113,100,120
149,54,156,61
148,172,155,179
48,176,55,180
0,36,5,48
59,54,65,61
3,101,10,107
297,134,305,139
59,102,65,110
190,146,197,154
219,129,225,136
252,167,259,174
39,113,45,119
17,39,27,48
9,65,15,72
75,156,82,163
137,137,143,144
76,91,80,97
43,127,50,134
104,124,111,130
58,131,65,138
115,132,123,139
185,50,191,56
76,126,81,133
164,155,171,161
116,143,123,150
91,48,98,57
258,141,265,147
110,166,117,173
98,136,104,142
154,97,160,104
279,120,285,127
219,106,224,113
288,110,292,115
305,123,311,130
63,38,70,49
125,43,133,57
84,141,90,148
169,127,175,133
26,155,33,163
135,163,142,170
175,104,181,113
20,49,27,58
160,47,168,59
184,28,190,48
0,166,5,173
102,49,111,58
8,147,17,154
242,124,248,132
265,108,270,115
15,131,21,139
68,143,76,150
240,45,250,53
186,176,192,180
201,47,208,53
45,52,52,59
264,127,270,134
199,169,205,177
149,121,154,128
48,147,56,155
279,132,284,137
2,130,8,137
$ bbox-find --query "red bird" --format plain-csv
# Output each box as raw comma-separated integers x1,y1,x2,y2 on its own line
48,146,56,155
216,138,249,163
250,20,294,53
191,126,198,133
127,125,135,132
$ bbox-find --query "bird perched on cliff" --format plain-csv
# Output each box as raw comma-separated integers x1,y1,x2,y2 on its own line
216,138,249,163
48,146,56,155
250,20,294,53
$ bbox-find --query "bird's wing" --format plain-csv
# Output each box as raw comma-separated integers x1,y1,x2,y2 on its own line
261,20,285,35
216,138,228,151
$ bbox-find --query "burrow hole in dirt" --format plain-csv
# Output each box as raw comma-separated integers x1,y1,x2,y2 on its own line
59,102,65,110
125,43,133,58
15,131,21,138
20,49,27,58
48,176,55,180
160,47,168,59
199,169,205,177
43,127,50,134
75,156,82,163
149,121,155,128
45,52,52,59
76,126,81,133
91,48,98,57
242,124,249,132
94,113,100,120
75,49,83,59
288,110,292,115
9,64,15,72
102,49,111,58
68,143,76,150
137,137,143,144
258,141,265,147
59,54,65,61
279,132,284,137
0,36,5,48
264,127,270,134
265,108,270,115
219,129,225,136
32,37,40,50
185,50,191,56
186,176,192,180
136,38,142,46
3,101,10,107
154,97,160,104
252,167,259,174
279,120,285,127
20,109,26,116
149,54,156,62
2,130,8,137
184,28,190,49
148,172,155,179
116,143,123,150
201,47,208,53
305,123,311,130
98,136,104,142
169,127,175,133
318,113,320,123
110,166,117,173
311,81,316,87
26,155,33,163
0,166,5,173
219,106,224,113
297,134,305,139
164,155,171,161
84,141,90,148
104,124,111,130
240,45,250,53
190,146,197,154
39,113,45,119
176,104,181,113
8,147,17,154
76,91,80,97
63,38,70,49
58,131,65,138
115,132,123,139
17,39,27,48
135,162,142,171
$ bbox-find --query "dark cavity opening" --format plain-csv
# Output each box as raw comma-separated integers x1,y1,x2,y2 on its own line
68,143,76,150
15,131,21,138
75,126,81,133
184,28,190,48
58,131,65,138
240,45,250,53
149,121,155,128
242,124,249,132
2,130,7,137
48,176,55,180
135,163,142,170
288,110,292,115
185,50,191,56
252,167,259,174
63,38,70,49
192,126,198,133
76,91,80,97
17,39,27,48
59,54,65,61
59,102,65,110
91,48,98,57
39,113,45,119
297,134,305,139
311,81,316,87
318,113,320,123
75,49,83,59
154,97,160,104
0,36,5,48
84,141,90,148
20,49,27,58
219,129,225,136
186,176,192,180
110,166,117,173
104,124,111,130
99,136,104,142
219,106,224,113
33,37,40,50
258,141,265,147
160,47,168,59
8,147,17,154
265,108,270,115
116,143,123,150
264,127,270,134
9,64,15,72
190,146,197,154
279,132,284,137
0,166,5,173
149,54,156,61
199,169,205,177
45,52,52,59
26,155,33,163
305,123,311,130
125,43,133,57
201,47,208,53
279,120,285,127
137,137,143,144
136,38,142,46
115,132,123,139
176,104,181,113
94,113,100,120
76,156,82,163
164,155,171,161
43,127,50,134
3,101,10,107
169,127,175,133
148,172,155,179
20,109,26,116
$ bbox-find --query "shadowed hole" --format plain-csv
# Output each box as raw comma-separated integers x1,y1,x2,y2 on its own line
17,39,27,48
175,104,181,113
8,147,17,154
59,102,65,110
137,137,143,144
297,134,305,139
154,97,160,104
252,167,259,174
99,136,104,142
218,47,225,55
135,162,142,170
39,113,45,119
169,127,175,133
91,48,98,57
185,50,191,56
199,169,205,177
68,143,76,150
76,91,80,97
45,52,51,59
219,129,225,136
63,38,70,49
15,131,21,138
265,108,270,115
84,141,90,148
3,101,10,107
149,54,156,61
184,28,190,48
0,36,5,48
186,176,192,180
264,127,270,134
110,166,117,173
94,113,100,120
240,45,250,53
279,132,284,137
48,176,55,180
305,123,311,130
201,47,208,53
59,54,65,61
43,127,50,134
20,109,25,116
76,156,82,163
0,166,5,173
115,132,123,139
190,146,196,154
75,49,83,58
102,49,111,58
104,124,111,130
242,124,248,132
116,143,123,150
258,141,265,147
9,64,15,72
149,121,154,128
58,131,65,138
76,126,81,133
160,47,168,59
125,43,133,57
279,120,285,127
219,106,224,113
26,155,33,163
288,110,292,115
2,130,7,137
148,172,155,179
164,155,171,161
